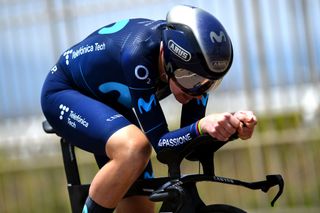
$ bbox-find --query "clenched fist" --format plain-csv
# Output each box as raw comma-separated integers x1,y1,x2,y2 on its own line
198,111,257,141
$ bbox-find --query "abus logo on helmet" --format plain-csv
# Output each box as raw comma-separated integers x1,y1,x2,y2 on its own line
168,40,191,62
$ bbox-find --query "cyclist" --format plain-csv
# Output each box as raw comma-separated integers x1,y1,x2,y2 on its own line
41,5,257,213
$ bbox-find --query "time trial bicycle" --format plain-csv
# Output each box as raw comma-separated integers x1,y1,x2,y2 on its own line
42,120,284,213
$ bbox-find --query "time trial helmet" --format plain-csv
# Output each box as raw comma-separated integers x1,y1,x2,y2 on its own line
162,5,233,96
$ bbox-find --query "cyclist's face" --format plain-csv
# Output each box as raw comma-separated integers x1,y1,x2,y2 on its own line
169,78,199,104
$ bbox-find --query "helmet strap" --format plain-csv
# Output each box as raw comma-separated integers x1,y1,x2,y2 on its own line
159,42,169,83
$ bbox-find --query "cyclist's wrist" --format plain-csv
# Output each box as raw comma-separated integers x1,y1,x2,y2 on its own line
196,119,204,135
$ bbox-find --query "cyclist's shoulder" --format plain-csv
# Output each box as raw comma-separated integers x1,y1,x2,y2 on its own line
87,18,165,38
116,18,166,29
118,19,165,87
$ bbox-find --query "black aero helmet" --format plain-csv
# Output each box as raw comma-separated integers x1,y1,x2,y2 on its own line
162,5,233,96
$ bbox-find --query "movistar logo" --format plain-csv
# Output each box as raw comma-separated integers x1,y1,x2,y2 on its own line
210,31,226,43
138,94,156,114
168,40,191,62
197,94,208,107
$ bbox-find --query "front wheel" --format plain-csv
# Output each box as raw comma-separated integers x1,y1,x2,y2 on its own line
200,204,246,213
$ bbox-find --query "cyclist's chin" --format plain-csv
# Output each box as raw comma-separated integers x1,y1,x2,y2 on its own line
169,79,193,104
173,92,193,104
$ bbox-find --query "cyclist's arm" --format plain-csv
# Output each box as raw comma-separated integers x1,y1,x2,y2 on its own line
180,94,208,128
129,87,201,153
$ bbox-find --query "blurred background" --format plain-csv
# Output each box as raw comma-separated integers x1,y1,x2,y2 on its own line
0,0,319,212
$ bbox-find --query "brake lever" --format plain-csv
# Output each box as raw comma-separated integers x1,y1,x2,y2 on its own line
236,174,284,207
265,175,284,207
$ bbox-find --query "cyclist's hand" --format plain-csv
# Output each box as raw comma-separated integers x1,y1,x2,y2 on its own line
233,110,257,140
199,113,241,141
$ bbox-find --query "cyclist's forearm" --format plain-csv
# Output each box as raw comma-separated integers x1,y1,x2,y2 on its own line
152,121,200,152
180,94,208,128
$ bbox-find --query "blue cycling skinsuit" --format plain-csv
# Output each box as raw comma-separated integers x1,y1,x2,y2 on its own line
41,18,208,176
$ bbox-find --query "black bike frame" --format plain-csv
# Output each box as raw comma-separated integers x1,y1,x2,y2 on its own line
42,121,284,213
